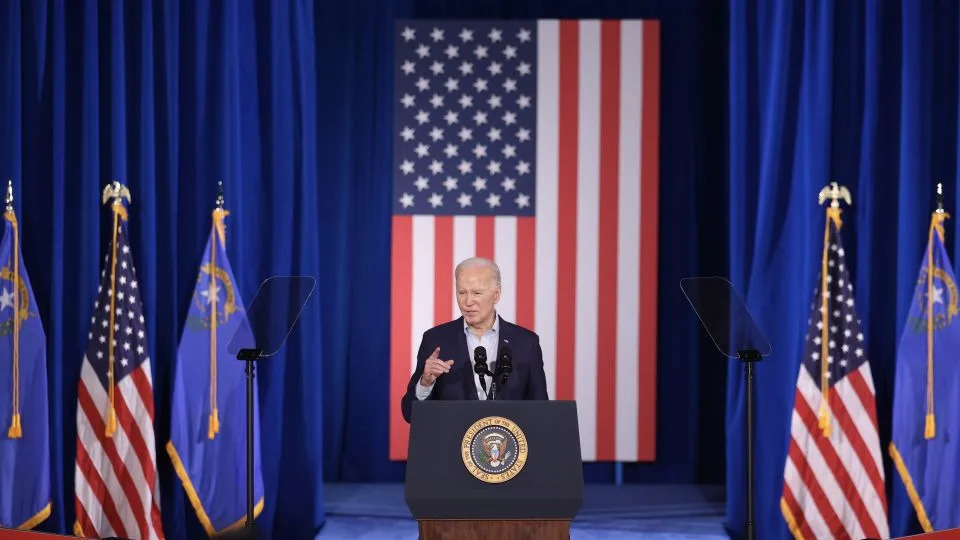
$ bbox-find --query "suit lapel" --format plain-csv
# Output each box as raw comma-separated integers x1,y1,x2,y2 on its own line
456,318,477,400
495,317,513,397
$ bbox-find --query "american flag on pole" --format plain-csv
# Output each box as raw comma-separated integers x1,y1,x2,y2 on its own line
781,207,888,539
389,20,660,462
74,193,163,539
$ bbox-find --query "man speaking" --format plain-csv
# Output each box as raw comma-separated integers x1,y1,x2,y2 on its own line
401,257,549,422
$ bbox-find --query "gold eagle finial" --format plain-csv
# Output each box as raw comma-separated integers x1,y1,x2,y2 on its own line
101,181,132,206
818,182,851,208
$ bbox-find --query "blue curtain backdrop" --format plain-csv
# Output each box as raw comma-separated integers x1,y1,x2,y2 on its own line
3,0,956,538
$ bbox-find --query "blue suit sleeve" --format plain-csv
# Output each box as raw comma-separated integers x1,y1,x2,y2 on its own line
526,337,549,400
401,331,433,423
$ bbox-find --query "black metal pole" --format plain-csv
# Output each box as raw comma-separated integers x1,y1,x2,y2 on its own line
745,358,755,540
245,358,255,528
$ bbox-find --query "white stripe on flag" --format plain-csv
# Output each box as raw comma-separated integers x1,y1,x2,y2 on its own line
789,408,865,540
846,364,884,475
74,464,114,538
797,370,886,536
494,217,517,322
535,20,559,401
575,19,601,461
615,20,643,461
80,365,153,536
77,389,141,537
452,216,476,317
411,216,435,370
783,457,830,535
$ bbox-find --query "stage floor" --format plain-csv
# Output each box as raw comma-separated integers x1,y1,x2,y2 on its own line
316,483,727,539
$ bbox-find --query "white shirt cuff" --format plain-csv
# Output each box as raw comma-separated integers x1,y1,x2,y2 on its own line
415,380,435,400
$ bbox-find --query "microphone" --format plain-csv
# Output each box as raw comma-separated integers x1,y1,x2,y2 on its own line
496,347,513,386
473,346,491,392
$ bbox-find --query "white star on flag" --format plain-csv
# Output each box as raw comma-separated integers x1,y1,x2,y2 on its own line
0,289,13,311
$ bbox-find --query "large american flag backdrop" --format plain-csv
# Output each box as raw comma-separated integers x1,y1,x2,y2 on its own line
781,213,888,539
389,19,660,462
74,206,163,540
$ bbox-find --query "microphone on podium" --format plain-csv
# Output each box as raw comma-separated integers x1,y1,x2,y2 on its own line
473,346,491,393
496,347,513,386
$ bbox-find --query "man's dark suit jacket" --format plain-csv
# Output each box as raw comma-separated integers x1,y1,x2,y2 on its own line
400,316,549,423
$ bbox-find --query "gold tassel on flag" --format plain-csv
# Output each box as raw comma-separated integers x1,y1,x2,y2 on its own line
101,181,130,438
816,182,852,437
5,182,22,439
924,184,949,440
208,183,229,440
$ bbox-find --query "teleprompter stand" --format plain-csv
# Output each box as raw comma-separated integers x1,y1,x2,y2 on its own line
222,276,316,539
681,277,771,540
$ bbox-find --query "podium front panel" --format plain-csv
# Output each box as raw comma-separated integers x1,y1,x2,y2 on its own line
405,400,583,520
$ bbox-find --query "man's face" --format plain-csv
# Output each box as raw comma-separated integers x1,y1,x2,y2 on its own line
456,266,501,328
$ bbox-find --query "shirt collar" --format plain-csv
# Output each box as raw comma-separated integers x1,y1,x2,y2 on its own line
464,313,499,337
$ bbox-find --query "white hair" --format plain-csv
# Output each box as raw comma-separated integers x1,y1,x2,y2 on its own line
455,257,502,286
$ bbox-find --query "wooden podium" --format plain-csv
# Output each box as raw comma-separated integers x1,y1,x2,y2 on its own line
405,400,583,540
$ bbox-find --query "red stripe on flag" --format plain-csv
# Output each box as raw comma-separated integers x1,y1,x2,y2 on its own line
390,216,413,460
788,439,848,538
828,385,887,514
555,20,579,402
638,19,660,461
794,389,880,539
112,383,159,505
847,369,880,431
596,19,621,461
77,383,150,540
434,217,454,324
75,435,129,539
130,367,155,422
782,486,816,540
74,496,97,539
476,217,495,259
515,217,536,329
